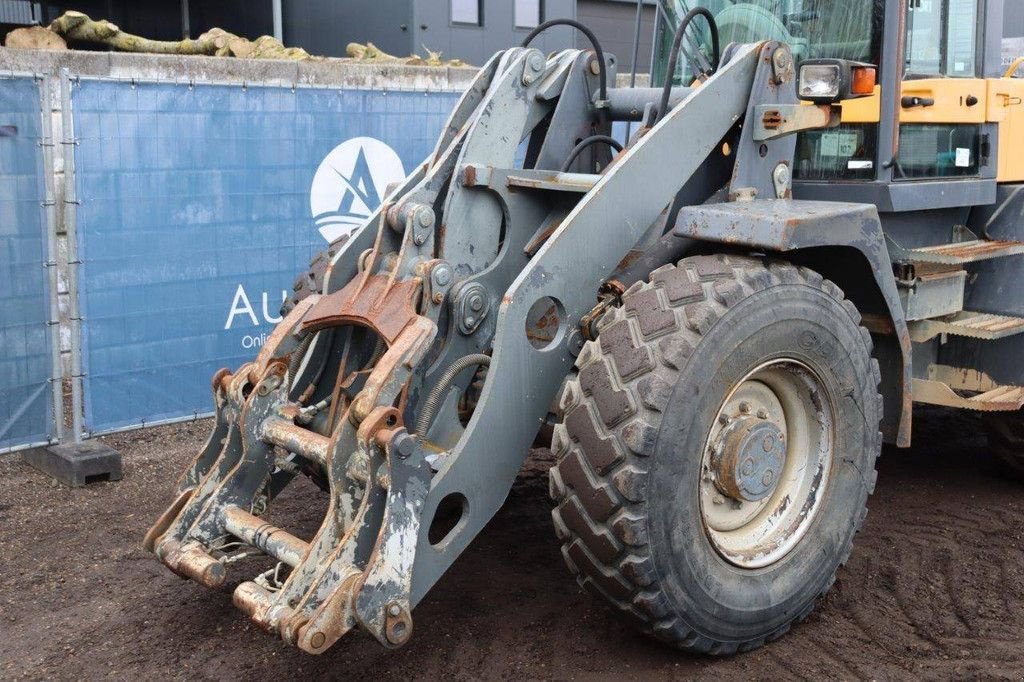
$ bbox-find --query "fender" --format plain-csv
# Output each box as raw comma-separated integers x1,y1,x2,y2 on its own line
673,199,912,447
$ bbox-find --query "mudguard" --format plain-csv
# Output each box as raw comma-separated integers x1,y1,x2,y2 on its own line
673,199,912,446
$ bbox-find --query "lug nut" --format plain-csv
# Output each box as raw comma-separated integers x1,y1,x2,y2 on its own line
739,402,751,414
757,409,769,420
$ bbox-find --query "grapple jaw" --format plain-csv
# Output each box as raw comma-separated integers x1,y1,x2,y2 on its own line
143,263,440,652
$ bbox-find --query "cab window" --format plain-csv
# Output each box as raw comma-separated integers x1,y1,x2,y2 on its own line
905,0,978,77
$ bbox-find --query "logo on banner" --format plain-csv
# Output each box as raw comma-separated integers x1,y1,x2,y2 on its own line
224,136,405,348
310,137,405,243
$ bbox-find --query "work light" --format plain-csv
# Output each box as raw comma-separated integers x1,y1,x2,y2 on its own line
798,60,877,104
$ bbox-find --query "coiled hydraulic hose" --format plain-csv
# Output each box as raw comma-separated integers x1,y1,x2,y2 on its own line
287,333,314,385
415,354,491,439
521,18,608,105
559,135,625,173
656,7,721,125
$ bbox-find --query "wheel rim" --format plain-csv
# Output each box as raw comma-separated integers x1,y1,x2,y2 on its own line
698,359,835,569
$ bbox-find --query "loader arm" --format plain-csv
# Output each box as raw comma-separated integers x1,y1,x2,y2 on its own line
144,38,836,654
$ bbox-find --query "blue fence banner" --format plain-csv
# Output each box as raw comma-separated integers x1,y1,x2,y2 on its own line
73,80,461,434
0,76,54,452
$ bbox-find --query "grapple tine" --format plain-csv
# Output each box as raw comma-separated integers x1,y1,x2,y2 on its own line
352,428,431,648
174,367,233,494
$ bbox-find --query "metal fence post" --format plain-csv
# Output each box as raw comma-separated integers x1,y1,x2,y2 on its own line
59,69,84,443
38,74,65,444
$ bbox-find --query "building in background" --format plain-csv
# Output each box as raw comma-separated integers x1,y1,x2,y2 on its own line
577,0,656,73
7,1,1024,76
4,0,656,72
281,0,576,68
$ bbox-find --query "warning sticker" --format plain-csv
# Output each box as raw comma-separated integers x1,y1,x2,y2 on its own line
820,131,858,158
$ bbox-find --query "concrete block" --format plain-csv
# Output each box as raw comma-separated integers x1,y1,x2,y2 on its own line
23,440,123,487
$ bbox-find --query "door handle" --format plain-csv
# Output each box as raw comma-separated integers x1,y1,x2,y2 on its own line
902,96,935,108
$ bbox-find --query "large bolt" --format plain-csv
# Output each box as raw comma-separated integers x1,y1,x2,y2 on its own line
310,632,326,649
468,293,485,312
393,434,415,460
432,263,453,287
388,603,402,617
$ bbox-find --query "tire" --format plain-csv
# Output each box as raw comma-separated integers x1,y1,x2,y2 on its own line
549,254,882,654
279,242,343,317
984,413,1024,477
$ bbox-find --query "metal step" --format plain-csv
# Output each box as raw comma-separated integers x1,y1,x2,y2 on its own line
900,239,1024,265
912,378,1024,411
908,311,1024,342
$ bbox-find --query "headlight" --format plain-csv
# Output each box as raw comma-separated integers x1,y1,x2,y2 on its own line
797,60,877,104
799,64,841,101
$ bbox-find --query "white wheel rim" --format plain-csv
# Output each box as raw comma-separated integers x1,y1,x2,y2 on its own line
698,359,835,569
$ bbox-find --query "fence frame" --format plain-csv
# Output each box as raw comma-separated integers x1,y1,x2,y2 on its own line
0,71,62,454
64,70,463,438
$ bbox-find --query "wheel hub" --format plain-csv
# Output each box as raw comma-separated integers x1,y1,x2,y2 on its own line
698,359,835,569
712,417,786,502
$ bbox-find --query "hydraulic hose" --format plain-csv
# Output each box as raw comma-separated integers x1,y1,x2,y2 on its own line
521,18,608,105
415,354,491,439
656,7,720,125
560,135,625,172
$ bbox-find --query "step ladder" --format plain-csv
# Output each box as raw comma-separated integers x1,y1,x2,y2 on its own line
899,239,1024,265
912,364,1024,411
908,311,1024,342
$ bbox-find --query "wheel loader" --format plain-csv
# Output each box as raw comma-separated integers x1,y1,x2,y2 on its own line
144,0,1024,655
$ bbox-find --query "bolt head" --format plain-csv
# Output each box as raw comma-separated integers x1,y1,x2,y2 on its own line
739,401,751,414
719,413,731,425
414,233,426,246
712,494,725,505
432,292,444,304
433,265,452,286
388,604,402,617
468,294,485,312
757,409,769,420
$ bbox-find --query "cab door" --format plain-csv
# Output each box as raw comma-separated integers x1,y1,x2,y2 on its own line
896,0,990,179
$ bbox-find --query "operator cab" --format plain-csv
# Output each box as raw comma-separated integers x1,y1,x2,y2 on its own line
653,0,1013,212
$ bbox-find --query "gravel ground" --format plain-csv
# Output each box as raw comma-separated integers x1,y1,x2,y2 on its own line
1,407,1023,680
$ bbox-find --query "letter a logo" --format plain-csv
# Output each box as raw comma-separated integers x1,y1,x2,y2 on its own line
310,137,405,243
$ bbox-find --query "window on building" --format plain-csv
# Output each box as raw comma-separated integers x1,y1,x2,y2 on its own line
452,0,483,26
515,0,543,29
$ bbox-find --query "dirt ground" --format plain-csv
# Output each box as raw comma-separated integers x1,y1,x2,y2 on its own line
1,406,1023,681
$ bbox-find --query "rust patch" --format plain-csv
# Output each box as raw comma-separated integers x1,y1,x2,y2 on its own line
761,109,783,130
301,275,422,345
